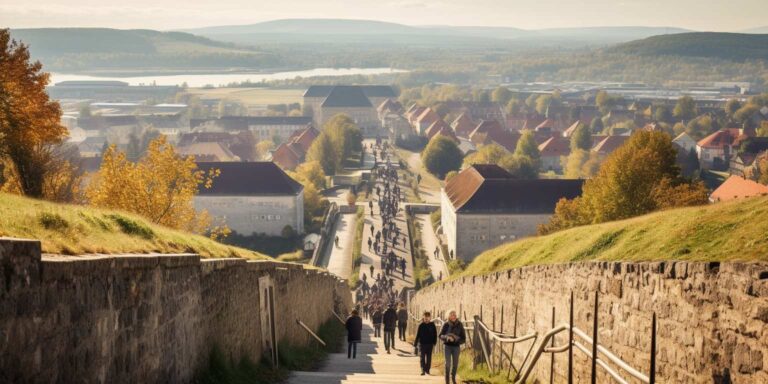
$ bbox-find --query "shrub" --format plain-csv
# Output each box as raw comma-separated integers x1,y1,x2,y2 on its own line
107,214,155,239
38,212,69,232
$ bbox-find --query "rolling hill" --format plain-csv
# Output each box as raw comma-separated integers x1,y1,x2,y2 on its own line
610,32,768,61
459,196,768,278
9,28,279,72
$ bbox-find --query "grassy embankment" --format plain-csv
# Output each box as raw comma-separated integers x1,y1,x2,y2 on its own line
461,196,768,277
0,192,267,259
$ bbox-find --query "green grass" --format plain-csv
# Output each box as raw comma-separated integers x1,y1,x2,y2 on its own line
0,192,267,259
460,196,768,277
431,346,510,384
348,206,365,289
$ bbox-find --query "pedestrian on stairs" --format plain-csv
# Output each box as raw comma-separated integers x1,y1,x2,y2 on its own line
382,303,398,353
397,303,409,341
414,311,437,376
345,310,363,359
440,310,466,384
372,307,383,338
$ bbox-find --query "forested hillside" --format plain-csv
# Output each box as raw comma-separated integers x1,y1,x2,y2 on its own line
611,32,768,61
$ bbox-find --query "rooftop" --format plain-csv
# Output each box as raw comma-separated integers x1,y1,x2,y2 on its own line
321,86,373,108
196,162,303,196
444,164,584,214
710,175,768,202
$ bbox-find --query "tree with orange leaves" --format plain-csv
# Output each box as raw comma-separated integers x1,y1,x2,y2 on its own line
0,29,68,198
86,136,222,235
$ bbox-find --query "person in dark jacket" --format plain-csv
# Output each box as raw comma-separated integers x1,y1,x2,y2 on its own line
371,307,383,338
382,304,398,353
414,311,438,375
396,303,409,341
345,310,363,359
440,310,466,384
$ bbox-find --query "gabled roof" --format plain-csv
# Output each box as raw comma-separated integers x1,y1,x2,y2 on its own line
486,130,521,153
443,165,584,214
710,175,768,202
538,136,571,157
593,135,629,155
293,126,320,152
271,143,303,170
378,99,403,114
425,119,450,138
451,113,476,138
562,121,581,138
673,132,695,143
321,86,373,108
416,108,440,124
197,162,303,196
303,85,336,98
697,130,736,149
470,120,504,136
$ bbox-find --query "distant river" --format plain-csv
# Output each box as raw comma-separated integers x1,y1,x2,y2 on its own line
50,67,407,87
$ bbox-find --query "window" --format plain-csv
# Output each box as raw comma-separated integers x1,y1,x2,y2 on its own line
276,215,281,220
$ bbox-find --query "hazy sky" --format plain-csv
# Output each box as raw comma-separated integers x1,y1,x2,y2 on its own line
1,0,765,31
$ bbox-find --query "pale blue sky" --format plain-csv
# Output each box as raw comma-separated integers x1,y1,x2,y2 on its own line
0,0,764,31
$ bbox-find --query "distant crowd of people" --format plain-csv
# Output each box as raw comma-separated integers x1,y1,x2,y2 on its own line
344,140,466,384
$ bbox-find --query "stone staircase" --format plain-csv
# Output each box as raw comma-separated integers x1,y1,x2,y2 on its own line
287,319,445,384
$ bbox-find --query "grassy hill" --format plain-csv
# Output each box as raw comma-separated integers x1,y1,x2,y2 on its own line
0,193,268,259
460,196,768,277
610,32,768,61
9,28,279,72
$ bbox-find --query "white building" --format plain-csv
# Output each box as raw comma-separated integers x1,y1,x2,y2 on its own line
441,165,584,262
195,162,304,236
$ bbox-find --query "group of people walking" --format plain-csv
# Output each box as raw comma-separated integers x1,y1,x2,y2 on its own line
344,307,466,384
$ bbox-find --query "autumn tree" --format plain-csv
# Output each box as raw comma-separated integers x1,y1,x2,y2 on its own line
540,131,708,234
673,96,697,121
463,143,507,167
86,136,218,234
307,133,338,175
287,160,327,222
570,123,592,151
562,149,601,179
422,135,463,178
0,29,68,198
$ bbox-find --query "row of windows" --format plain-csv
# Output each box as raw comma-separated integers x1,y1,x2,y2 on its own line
251,214,283,221
468,234,518,242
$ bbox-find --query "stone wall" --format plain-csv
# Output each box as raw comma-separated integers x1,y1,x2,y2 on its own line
0,238,352,383
410,261,768,383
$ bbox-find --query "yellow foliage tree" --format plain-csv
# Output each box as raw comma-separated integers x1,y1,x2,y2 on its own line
540,131,708,234
86,136,219,235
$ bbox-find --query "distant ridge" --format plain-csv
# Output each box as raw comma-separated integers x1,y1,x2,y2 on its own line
610,32,768,61
180,18,691,45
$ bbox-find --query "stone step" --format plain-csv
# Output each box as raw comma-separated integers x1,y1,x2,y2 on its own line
288,371,445,384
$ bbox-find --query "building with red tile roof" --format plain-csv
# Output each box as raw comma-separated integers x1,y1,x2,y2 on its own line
709,175,768,202
451,113,476,138
414,108,440,135
440,164,584,261
468,120,504,146
592,135,629,156
538,136,571,173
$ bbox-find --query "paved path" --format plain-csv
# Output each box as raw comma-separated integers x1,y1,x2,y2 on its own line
414,214,449,282
287,318,443,384
358,152,415,294
323,212,358,279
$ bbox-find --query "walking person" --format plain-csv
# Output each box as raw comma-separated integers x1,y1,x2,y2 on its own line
382,303,398,354
414,311,438,376
345,310,363,359
397,303,409,341
372,307,383,338
440,310,466,384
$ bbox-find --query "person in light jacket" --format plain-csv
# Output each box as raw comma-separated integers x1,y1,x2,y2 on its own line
345,309,363,359
414,311,438,375
439,310,466,384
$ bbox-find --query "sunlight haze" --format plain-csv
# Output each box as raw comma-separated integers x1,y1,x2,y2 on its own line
1,0,765,31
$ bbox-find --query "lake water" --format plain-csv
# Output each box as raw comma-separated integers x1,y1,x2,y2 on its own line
51,67,406,87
